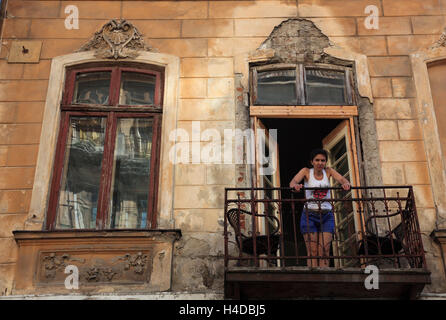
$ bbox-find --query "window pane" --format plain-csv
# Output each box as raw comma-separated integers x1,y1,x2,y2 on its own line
119,72,156,105
73,72,111,104
109,118,154,229
56,117,106,229
305,69,346,105
331,137,347,163
256,69,297,105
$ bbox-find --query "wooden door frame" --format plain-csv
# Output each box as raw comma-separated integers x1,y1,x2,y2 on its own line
253,117,281,236
250,106,364,257
250,105,360,187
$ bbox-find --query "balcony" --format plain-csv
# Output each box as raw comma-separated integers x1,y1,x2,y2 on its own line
224,186,431,300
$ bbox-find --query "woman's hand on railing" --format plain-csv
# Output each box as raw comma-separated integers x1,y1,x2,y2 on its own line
291,184,303,192
341,182,351,191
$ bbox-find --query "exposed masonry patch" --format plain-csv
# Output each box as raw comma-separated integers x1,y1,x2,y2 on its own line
258,18,351,67
172,256,224,292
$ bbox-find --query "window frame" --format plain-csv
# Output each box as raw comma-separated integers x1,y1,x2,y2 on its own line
46,64,163,231
0,0,7,39
250,63,354,106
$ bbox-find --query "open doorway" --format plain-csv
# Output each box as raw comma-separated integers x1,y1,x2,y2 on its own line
259,118,357,266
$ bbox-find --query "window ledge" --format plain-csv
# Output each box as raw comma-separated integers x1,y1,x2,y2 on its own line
13,229,181,242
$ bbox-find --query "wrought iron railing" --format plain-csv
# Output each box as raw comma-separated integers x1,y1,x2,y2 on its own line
224,186,426,269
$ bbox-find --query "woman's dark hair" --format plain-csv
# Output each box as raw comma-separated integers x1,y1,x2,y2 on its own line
309,148,328,163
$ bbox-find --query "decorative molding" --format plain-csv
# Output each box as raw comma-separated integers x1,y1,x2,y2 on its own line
118,252,148,275
430,28,446,50
14,231,179,294
39,251,153,284
77,19,154,59
42,253,85,279
85,266,117,282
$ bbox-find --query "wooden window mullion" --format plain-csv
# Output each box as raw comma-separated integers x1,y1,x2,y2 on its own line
302,65,308,105
64,71,77,105
345,69,353,105
95,112,117,229
147,114,161,229
46,112,71,230
109,67,121,106
251,69,258,105
154,71,161,107
297,64,305,105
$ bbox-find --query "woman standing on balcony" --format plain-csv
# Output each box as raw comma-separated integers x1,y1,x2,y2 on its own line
289,148,351,267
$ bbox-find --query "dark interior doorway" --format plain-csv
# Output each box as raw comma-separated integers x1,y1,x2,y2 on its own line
260,118,344,266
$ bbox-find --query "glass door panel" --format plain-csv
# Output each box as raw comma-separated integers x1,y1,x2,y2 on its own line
323,120,358,267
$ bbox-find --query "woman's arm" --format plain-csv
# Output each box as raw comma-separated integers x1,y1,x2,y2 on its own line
327,167,351,190
289,168,309,192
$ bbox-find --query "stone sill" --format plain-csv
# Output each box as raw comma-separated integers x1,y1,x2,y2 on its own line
13,229,182,242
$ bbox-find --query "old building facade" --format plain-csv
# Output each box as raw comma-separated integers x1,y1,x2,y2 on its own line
0,0,446,299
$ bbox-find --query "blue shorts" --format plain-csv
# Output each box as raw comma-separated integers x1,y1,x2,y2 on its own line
300,210,335,234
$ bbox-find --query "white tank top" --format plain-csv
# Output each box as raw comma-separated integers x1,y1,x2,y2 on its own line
304,168,332,211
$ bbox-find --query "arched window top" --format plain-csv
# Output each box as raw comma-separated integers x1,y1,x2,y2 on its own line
64,63,164,110
250,63,354,106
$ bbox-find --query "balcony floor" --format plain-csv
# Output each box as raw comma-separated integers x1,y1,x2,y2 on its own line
225,267,431,300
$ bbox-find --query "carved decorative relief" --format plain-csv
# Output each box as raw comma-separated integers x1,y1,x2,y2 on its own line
42,253,85,279
430,28,446,49
38,251,153,284
77,19,153,59
119,252,148,274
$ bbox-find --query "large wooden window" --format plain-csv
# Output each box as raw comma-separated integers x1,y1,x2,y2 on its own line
251,64,354,106
46,65,163,230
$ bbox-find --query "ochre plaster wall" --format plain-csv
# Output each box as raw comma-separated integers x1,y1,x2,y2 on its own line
0,0,445,295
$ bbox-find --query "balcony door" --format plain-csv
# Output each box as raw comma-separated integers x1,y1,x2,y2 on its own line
322,119,360,267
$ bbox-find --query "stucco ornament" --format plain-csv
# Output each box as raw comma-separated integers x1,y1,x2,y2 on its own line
430,28,446,50
77,19,153,59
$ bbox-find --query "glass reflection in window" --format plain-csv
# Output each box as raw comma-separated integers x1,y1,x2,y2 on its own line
305,69,346,105
56,117,106,229
109,118,153,229
119,72,156,105
73,72,111,105
256,69,297,105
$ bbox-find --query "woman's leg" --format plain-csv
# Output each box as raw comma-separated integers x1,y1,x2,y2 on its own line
318,232,333,267
303,232,319,267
